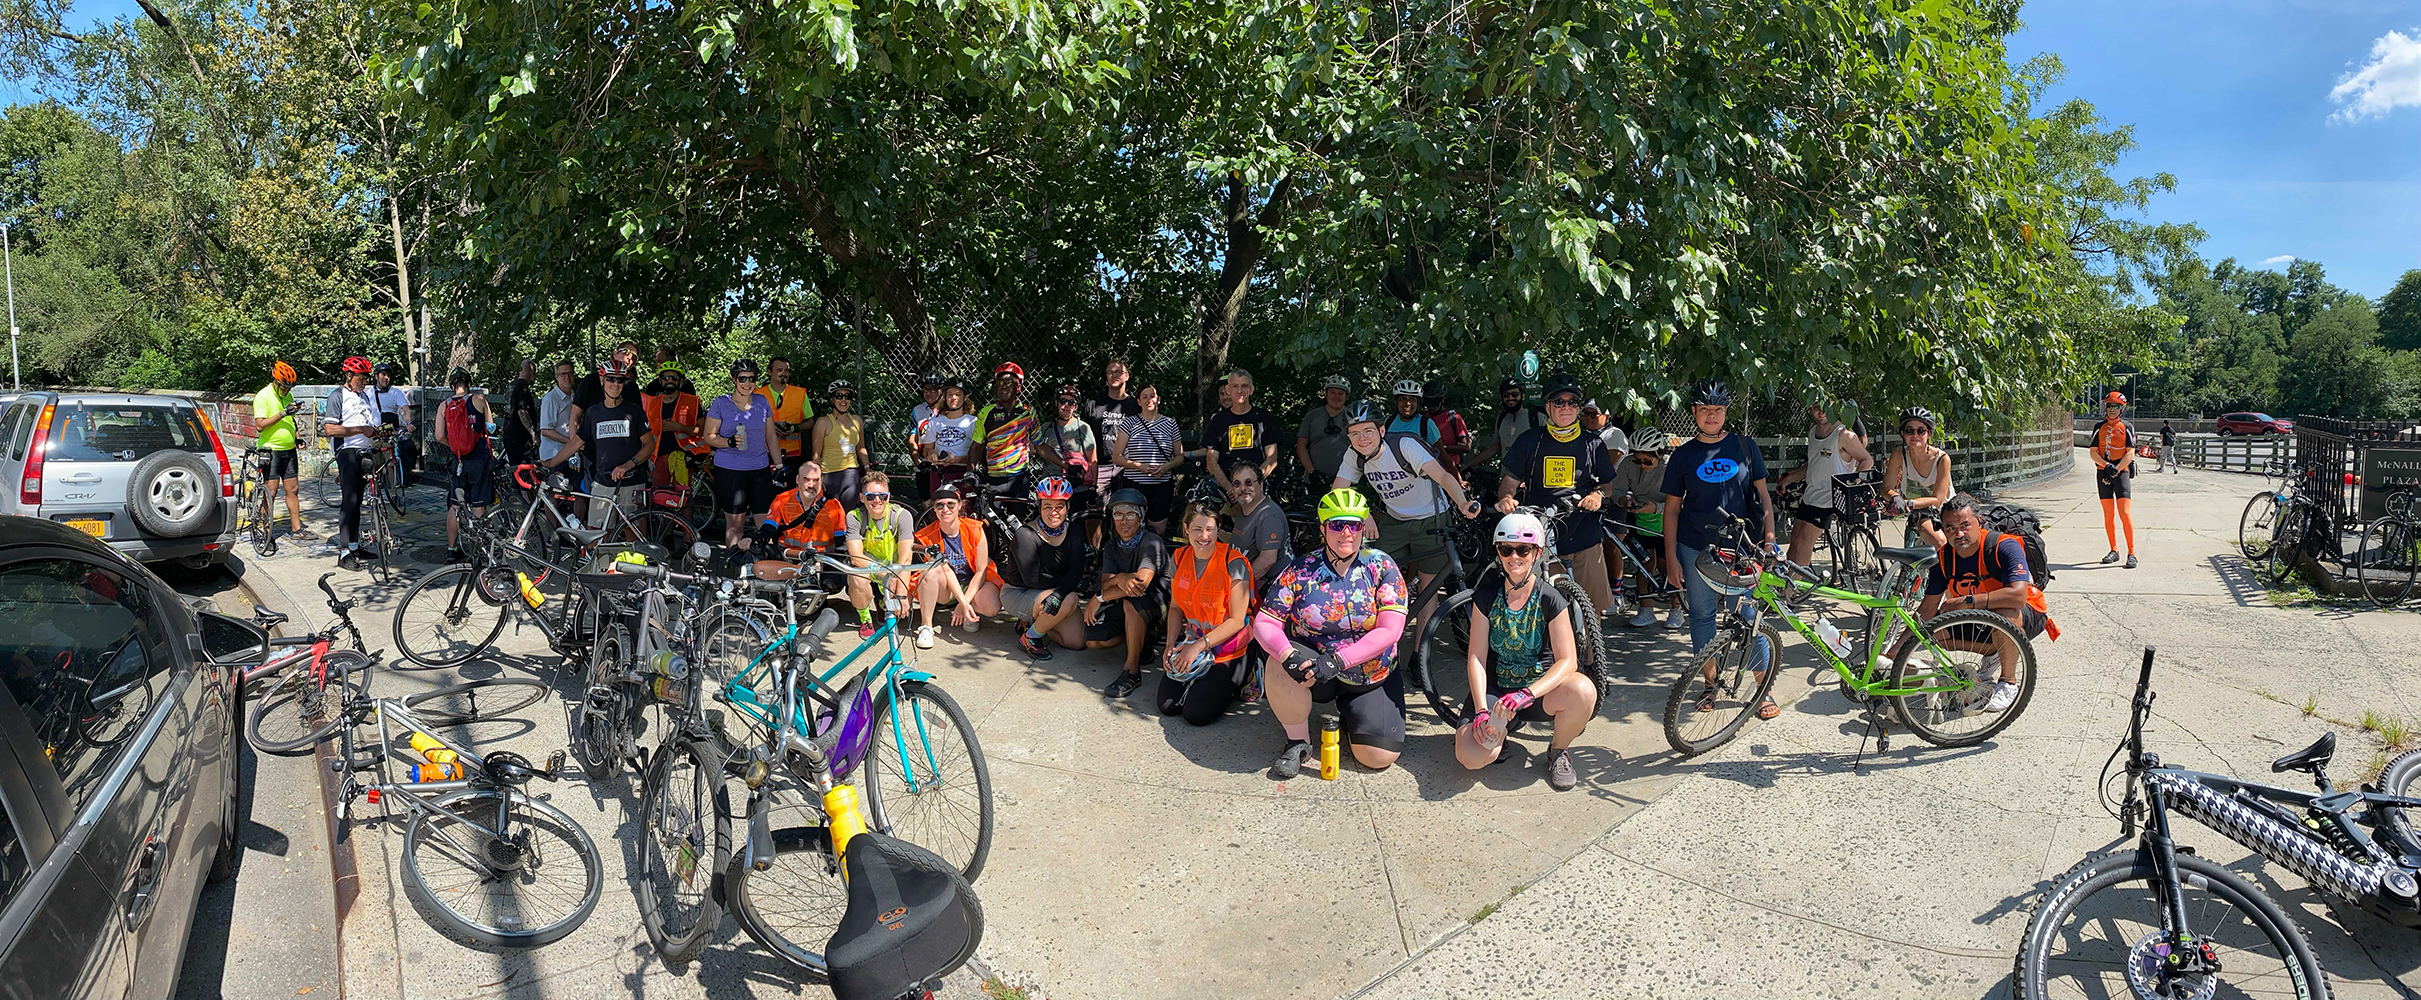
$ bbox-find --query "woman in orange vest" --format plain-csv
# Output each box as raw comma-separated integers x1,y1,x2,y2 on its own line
1160,500,1256,725
644,367,704,489
911,483,1002,650
2092,391,2138,569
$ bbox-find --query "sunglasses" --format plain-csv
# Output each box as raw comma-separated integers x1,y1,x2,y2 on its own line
1495,543,1540,557
1901,425,1930,436
1234,479,1261,489
1635,455,1657,465
1323,519,1365,533
863,492,891,501
1547,396,1582,407
601,375,629,384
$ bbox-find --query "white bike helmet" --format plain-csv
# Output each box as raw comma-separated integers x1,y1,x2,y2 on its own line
1493,512,1546,548
1393,379,1423,398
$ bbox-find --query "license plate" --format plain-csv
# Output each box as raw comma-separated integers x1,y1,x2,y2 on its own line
66,519,105,538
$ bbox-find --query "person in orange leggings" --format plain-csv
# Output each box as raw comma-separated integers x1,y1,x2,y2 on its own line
2092,390,2138,569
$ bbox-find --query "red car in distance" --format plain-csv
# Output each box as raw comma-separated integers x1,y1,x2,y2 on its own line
2216,412,2293,435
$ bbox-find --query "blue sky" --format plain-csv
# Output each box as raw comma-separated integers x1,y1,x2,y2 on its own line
2008,0,2420,298
10,1,2417,298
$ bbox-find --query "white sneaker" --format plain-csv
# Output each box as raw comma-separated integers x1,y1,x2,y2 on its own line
1629,605,1659,628
915,625,937,650
1982,681,2020,713
1664,605,1685,630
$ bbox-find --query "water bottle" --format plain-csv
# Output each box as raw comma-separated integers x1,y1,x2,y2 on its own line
515,570,545,608
1318,717,1341,780
824,785,870,864
1476,707,1508,755
1814,616,1853,658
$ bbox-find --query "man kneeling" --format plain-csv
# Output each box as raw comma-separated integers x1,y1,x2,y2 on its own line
1919,494,2056,715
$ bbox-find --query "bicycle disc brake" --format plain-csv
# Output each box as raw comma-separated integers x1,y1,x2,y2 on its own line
2124,932,2220,1000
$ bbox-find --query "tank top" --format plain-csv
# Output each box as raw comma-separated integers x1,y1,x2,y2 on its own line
1802,425,1849,508
1171,542,1251,662
1899,446,1943,496
816,414,864,470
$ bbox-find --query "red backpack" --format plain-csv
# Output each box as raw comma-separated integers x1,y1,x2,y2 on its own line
443,396,486,458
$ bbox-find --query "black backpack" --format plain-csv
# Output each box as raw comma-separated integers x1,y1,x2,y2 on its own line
1977,503,2053,588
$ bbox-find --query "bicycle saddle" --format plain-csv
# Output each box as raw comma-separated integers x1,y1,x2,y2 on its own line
251,606,291,628
555,524,610,547
824,833,982,1000
2271,731,2335,775
754,561,804,582
1873,546,1937,566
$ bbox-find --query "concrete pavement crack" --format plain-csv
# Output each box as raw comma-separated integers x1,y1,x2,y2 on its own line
1361,778,1414,956
1600,848,2010,960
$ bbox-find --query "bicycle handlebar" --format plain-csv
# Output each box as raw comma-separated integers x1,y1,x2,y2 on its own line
811,552,950,580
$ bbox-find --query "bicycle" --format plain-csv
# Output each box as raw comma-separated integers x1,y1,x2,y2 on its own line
1777,472,1887,597
2011,647,2421,997
236,448,278,555
244,573,381,755
484,463,696,571
321,679,600,949
387,493,611,669
2355,488,2420,608
1409,499,1611,729
2258,468,2331,583
355,444,400,585
1659,509,2034,757
2237,458,2294,564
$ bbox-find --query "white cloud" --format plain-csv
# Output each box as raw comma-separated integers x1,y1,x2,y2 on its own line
2330,28,2421,122
2261,255,2298,267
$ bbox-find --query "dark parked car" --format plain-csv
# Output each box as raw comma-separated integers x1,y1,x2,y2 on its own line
0,516,252,999
2216,412,2293,435
0,392,241,569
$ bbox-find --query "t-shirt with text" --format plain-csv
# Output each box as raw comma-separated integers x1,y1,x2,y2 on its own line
1661,433,1769,551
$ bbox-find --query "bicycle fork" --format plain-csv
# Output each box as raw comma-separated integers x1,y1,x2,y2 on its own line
2141,782,2225,985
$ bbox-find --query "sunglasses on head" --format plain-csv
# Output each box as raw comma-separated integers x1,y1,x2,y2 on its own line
1323,519,1365,533
1495,543,1540,557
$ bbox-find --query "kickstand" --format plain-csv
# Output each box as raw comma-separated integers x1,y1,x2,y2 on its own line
1854,702,1892,773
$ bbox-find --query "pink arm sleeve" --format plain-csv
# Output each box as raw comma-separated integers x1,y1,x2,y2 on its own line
1253,610,1293,658
1331,610,1406,667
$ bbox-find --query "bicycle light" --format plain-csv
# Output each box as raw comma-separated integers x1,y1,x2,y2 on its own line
365,787,381,805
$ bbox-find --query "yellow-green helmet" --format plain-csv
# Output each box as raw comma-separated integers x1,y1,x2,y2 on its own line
1316,488,1371,524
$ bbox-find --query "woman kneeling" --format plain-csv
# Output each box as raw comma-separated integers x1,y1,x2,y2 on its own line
1455,512,1594,791
1256,489,1409,776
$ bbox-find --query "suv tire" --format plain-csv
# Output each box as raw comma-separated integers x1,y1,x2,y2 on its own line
127,450,219,537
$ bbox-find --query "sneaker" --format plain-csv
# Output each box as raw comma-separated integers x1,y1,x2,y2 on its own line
2101,550,2121,565
1982,680,2020,713
1664,605,1685,630
1272,740,1312,779
1628,605,1658,628
1019,631,1053,659
961,616,981,634
914,625,936,650
287,528,318,542
1103,671,1142,698
445,548,466,564
338,551,361,571
2124,554,2138,570
1543,748,1577,791
857,621,877,640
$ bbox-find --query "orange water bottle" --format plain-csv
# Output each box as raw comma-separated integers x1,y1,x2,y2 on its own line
1318,717,1341,780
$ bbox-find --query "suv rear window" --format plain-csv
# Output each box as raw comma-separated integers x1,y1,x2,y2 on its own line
43,402,212,464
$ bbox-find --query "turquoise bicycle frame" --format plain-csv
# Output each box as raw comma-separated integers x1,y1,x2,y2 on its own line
719,611,949,792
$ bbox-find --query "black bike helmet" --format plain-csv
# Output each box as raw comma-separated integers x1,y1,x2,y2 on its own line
942,376,970,392
1688,379,1732,407
1543,371,1582,399
1343,401,1385,429
1422,379,1446,404
919,371,944,388
1898,406,1936,432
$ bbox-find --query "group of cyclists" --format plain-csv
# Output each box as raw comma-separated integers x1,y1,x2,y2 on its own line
245,351,2061,793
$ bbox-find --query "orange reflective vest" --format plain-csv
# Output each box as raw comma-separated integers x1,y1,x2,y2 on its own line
1171,541,1252,662
647,390,706,455
1935,530,2059,641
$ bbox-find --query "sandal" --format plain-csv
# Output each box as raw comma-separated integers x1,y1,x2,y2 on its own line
1756,697,1780,720
1694,687,1719,713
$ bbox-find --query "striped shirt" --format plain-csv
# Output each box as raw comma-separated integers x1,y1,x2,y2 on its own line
1119,415,1181,484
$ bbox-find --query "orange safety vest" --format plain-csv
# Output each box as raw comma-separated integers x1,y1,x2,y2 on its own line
1171,541,1252,662
914,517,1005,588
647,390,706,455
769,491,848,552
2093,417,2134,466
1935,530,2059,641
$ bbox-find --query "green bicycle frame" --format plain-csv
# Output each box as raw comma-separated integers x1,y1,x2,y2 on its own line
718,612,948,793
1741,566,1965,699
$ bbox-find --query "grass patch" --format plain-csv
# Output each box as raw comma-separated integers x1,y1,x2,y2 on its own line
1472,902,1499,922
2363,710,2384,733
2384,716,2413,751
2303,693,2320,717
981,978,1034,1000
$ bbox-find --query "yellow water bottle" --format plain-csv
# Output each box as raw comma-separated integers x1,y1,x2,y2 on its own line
824,785,870,870
408,731,446,757
515,570,545,608
1318,717,1341,781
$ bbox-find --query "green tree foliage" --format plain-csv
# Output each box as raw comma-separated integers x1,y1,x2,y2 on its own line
2380,269,2421,353
2276,304,2397,419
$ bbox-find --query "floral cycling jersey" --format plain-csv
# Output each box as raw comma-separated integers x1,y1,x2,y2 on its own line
1260,547,1408,686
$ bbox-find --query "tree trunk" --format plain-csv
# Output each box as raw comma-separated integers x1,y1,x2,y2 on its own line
386,189,419,383
1197,173,1292,418
771,165,939,374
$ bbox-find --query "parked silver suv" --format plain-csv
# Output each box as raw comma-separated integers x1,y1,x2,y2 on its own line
0,392,240,569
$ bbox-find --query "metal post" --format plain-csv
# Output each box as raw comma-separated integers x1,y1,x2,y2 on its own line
3,224,17,390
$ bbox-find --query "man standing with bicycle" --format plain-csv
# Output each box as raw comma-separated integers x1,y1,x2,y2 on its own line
434,369,497,563
1777,399,1874,569
324,356,388,571
1662,379,1779,717
1335,401,1481,633
251,361,311,551
1494,375,1619,621
1920,495,2055,713
547,360,658,529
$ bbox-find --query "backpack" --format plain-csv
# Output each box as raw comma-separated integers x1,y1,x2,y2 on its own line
442,396,485,458
1977,503,2053,588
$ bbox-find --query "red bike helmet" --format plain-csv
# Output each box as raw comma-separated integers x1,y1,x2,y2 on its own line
1034,476,1075,501
2104,390,2127,406
340,356,373,376
992,361,1025,383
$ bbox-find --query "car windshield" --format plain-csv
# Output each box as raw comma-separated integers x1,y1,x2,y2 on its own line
45,402,212,464
2252,414,2274,422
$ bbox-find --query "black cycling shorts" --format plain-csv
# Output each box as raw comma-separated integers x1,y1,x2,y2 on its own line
1310,675,1405,752
1940,606,2048,645
1792,502,1834,530
449,452,496,508
716,464,777,516
2097,467,2132,500
257,448,298,480
1082,594,1164,644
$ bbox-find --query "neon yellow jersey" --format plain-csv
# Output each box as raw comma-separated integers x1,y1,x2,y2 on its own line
254,384,297,450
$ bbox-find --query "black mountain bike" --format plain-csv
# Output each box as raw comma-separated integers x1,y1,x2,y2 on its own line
2015,647,2421,998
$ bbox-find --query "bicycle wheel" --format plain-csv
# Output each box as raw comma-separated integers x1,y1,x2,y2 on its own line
2358,518,2419,608
631,509,698,552
2260,505,2304,582
363,505,394,585
2013,850,2329,1000
571,623,638,777
1413,590,1479,728
391,565,511,667
382,458,406,516
2370,748,2421,855
399,788,603,949
247,657,368,755
1886,608,2036,747
2238,492,2279,562
84,674,158,749
1833,524,1881,596
695,606,774,751
636,735,728,966
1661,617,1780,757
682,468,719,530
1549,576,1610,716
402,677,552,726
861,680,995,882
725,824,847,978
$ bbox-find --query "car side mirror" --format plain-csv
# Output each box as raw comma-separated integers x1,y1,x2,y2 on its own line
194,611,269,666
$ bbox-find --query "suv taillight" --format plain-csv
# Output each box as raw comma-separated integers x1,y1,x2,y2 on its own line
19,404,52,506
195,407,235,497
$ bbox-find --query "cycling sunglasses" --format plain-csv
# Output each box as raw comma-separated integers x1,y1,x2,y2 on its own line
1546,394,1583,407
862,492,892,501
1323,519,1365,533
1901,424,1931,436
1495,543,1540,557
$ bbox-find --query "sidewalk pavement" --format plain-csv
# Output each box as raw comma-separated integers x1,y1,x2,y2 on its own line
1347,460,2421,999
